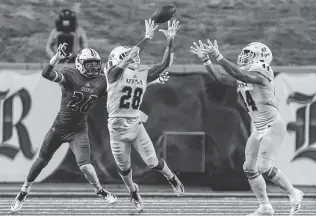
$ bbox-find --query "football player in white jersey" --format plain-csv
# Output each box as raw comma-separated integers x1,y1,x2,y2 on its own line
190,40,303,216
104,19,184,212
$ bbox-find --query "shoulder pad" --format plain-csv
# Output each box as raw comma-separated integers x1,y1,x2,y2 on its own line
249,62,273,81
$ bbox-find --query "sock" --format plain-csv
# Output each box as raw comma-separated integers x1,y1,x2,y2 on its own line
248,174,270,205
270,169,295,195
119,168,136,192
154,159,174,180
21,180,33,193
26,158,48,182
80,164,102,193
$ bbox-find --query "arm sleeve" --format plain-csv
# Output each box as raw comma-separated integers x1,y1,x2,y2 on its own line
41,65,71,86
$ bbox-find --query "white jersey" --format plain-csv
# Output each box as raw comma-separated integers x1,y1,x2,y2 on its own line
237,62,279,131
106,65,149,118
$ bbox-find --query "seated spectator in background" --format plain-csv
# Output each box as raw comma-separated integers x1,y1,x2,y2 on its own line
46,9,88,63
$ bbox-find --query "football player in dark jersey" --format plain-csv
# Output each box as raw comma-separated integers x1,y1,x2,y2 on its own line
11,43,117,213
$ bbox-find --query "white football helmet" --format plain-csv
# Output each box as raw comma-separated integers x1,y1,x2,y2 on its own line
237,42,273,66
75,48,102,78
105,46,140,70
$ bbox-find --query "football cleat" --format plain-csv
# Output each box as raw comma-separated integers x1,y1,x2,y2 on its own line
246,203,274,216
168,173,184,196
97,189,118,204
11,191,28,213
289,188,304,215
129,183,144,212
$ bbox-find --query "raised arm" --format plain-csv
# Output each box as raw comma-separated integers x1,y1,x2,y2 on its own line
106,19,158,83
190,40,236,86
147,20,180,83
147,71,169,87
202,39,268,85
42,43,71,84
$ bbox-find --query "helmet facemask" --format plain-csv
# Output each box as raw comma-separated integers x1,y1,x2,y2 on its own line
118,49,140,70
237,49,258,66
80,59,102,78
128,55,140,70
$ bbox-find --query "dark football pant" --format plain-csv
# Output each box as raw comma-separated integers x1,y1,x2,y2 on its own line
26,125,91,182
40,126,91,166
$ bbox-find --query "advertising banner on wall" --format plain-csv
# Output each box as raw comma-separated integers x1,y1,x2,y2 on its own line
0,70,69,182
274,73,316,185
0,68,247,185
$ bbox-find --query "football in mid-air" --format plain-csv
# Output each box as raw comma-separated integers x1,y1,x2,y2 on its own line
151,5,176,24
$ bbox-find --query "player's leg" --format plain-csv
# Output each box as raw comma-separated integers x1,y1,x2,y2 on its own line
109,132,145,211
243,131,274,216
69,128,117,204
110,138,134,191
132,123,184,196
257,118,303,215
11,128,63,213
108,117,144,211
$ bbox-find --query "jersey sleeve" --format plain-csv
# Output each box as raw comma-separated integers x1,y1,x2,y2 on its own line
249,62,274,81
53,66,74,87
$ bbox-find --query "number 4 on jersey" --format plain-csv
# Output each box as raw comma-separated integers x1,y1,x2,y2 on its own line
238,90,257,112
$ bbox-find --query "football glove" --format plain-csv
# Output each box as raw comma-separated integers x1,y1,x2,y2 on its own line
49,43,71,65
159,19,181,40
202,39,223,61
190,40,210,62
158,71,169,84
145,19,158,39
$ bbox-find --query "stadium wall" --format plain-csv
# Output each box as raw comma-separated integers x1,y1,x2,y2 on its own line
0,63,316,187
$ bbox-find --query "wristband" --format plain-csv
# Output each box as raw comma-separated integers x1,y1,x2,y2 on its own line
203,59,212,65
216,54,223,62
202,57,210,62
49,55,59,66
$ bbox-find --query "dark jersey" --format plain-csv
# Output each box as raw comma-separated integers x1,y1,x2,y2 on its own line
45,66,107,130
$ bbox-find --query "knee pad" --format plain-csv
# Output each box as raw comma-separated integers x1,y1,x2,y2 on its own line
79,163,91,173
151,158,165,171
262,166,278,180
243,160,259,180
118,166,132,176
145,155,159,169
77,159,90,168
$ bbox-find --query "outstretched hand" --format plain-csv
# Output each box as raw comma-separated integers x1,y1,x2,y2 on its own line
202,39,223,61
158,71,169,84
190,40,209,61
159,19,181,40
145,19,159,39
56,43,71,61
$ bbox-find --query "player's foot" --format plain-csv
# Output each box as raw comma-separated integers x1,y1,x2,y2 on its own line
129,183,144,212
11,191,28,213
289,188,304,215
246,203,274,216
97,189,117,204
168,173,184,196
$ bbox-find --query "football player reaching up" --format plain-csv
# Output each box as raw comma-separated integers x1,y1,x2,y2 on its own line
11,44,117,213
104,19,184,212
190,40,303,216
